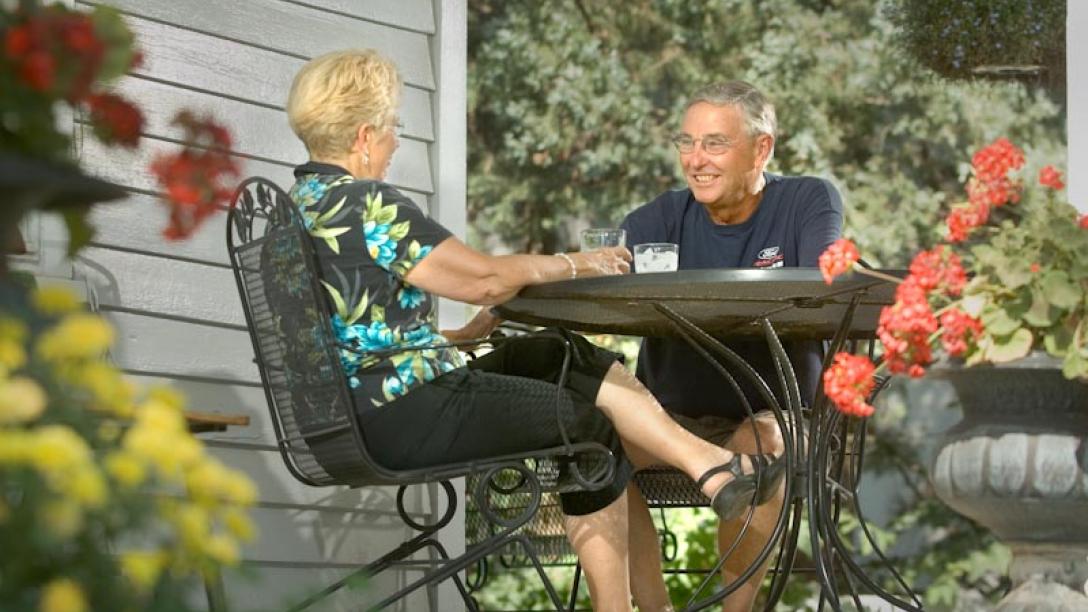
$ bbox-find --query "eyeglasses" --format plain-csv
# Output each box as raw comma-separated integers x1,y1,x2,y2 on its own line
671,134,732,155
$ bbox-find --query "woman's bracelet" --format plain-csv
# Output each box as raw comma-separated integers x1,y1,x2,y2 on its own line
555,252,577,279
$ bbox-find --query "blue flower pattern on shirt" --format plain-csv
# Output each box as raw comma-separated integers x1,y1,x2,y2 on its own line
290,166,464,407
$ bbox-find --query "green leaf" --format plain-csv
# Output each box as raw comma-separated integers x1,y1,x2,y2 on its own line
310,227,351,239
63,209,94,257
345,289,369,326
995,259,1033,290
319,280,348,319
387,221,410,242
1062,350,1088,380
980,306,1020,336
1041,271,1082,309
1043,325,1074,357
1022,287,1058,327
371,304,385,323
315,197,347,224
987,327,1033,363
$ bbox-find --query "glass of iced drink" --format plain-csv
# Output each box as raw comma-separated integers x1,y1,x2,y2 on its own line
633,243,679,273
580,228,627,251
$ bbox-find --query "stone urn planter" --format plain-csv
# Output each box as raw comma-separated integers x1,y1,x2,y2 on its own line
929,352,1088,611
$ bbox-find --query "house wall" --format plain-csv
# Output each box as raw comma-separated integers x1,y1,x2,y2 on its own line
21,1,468,610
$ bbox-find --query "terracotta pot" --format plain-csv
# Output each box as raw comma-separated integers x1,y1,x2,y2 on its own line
929,352,1088,611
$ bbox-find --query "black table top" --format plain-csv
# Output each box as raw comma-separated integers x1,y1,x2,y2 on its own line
495,268,902,339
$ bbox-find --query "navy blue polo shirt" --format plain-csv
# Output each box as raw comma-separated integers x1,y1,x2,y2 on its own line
620,173,843,418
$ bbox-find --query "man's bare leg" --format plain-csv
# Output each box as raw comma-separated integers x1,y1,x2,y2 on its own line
716,411,787,612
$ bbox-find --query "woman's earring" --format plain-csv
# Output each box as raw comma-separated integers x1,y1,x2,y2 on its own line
364,151,370,168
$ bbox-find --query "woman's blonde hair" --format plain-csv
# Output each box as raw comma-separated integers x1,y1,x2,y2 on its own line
286,49,402,159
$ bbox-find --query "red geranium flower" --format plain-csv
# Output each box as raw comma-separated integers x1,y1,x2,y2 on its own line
946,200,990,243
823,352,876,417
1038,165,1065,191
819,238,859,284
909,246,966,297
152,112,240,240
86,93,144,148
939,308,983,357
971,137,1024,183
1080,214,1088,229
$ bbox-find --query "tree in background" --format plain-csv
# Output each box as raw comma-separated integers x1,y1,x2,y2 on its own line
468,0,1066,609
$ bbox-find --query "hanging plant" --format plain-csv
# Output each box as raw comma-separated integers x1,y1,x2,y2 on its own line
884,0,1065,91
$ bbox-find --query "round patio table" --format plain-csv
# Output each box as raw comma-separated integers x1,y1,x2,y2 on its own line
495,267,923,612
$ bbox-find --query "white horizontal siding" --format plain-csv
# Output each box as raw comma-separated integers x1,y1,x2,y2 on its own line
80,0,436,89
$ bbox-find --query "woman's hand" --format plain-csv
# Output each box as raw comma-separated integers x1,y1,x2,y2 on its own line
441,308,503,343
569,246,632,278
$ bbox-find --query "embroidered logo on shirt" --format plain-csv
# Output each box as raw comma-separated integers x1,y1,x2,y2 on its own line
754,246,784,268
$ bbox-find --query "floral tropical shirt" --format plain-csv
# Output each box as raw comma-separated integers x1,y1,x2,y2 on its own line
289,161,464,408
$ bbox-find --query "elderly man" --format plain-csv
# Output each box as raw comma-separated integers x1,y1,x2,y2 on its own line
620,81,843,611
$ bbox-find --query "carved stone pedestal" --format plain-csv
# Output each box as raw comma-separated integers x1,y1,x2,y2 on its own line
929,353,1088,611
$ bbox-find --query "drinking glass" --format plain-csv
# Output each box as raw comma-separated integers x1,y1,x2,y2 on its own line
633,243,679,273
580,228,626,251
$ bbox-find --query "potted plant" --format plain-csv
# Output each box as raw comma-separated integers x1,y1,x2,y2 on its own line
820,137,1088,610
1,2,254,610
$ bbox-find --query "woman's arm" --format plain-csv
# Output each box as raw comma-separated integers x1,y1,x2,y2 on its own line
404,235,631,306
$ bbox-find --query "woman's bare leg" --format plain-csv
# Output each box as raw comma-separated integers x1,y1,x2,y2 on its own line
627,483,674,612
563,492,634,612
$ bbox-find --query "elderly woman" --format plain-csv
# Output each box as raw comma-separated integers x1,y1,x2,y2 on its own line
285,49,783,611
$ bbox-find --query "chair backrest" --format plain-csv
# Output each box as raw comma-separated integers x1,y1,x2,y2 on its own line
228,177,391,487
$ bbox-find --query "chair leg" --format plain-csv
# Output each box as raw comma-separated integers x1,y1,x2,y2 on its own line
567,562,583,612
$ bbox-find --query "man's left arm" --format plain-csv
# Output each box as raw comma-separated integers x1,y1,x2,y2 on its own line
797,179,844,266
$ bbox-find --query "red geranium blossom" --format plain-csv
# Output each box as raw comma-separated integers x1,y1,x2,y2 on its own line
1080,214,1088,229
908,246,966,296
819,238,859,284
1038,165,1065,191
877,280,938,378
946,200,990,243
86,93,144,148
971,137,1024,183
2,8,108,101
151,112,239,240
939,308,983,357
823,352,876,417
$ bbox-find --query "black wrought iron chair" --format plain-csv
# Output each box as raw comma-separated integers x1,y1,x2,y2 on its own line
227,178,615,611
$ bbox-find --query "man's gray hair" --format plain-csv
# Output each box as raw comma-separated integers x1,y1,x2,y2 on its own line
687,80,777,139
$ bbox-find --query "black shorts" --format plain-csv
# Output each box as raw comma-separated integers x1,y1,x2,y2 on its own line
355,328,632,516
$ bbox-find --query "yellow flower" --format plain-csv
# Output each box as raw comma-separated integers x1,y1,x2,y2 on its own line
70,467,108,508
0,338,26,375
0,430,32,464
120,550,168,593
172,504,210,550
203,533,240,565
29,426,90,473
42,500,83,539
0,376,47,424
0,317,28,342
32,285,82,316
39,578,88,612
36,314,114,361
73,361,134,417
105,451,147,488
223,508,256,541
